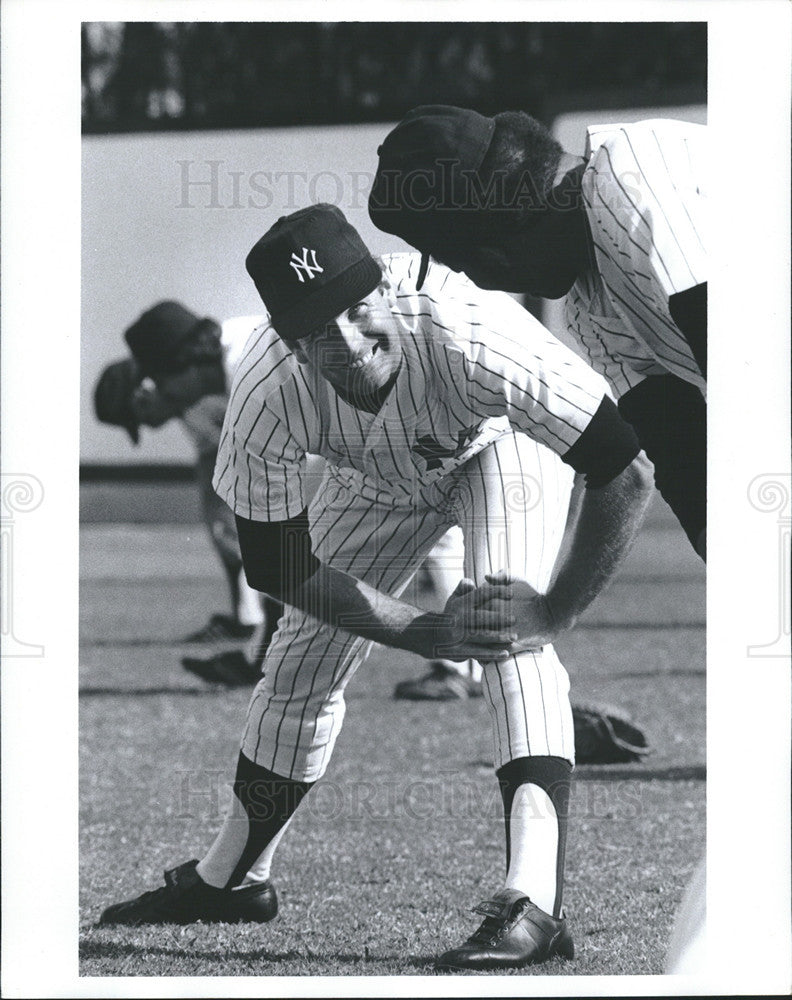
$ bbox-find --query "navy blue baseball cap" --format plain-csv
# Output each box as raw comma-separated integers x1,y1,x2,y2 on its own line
246,204,382,343
124,301,219,376
94,357,142,444
368,105,497,288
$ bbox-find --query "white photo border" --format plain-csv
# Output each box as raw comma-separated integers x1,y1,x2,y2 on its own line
1,2,790,997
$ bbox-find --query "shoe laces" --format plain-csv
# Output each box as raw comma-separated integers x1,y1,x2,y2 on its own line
468,896,528,947
118,883,176,917
141,863,198,909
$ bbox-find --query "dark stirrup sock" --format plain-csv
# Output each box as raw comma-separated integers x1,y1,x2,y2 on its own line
497,755,572,917
225,752,314,889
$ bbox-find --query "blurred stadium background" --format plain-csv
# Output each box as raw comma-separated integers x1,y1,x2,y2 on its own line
81,20,706,520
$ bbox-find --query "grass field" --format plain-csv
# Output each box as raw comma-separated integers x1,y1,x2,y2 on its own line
79,496,705,979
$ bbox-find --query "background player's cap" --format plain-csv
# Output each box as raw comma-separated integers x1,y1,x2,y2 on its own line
93,357,142,444
246,204,382,343
368,105,496,289
124,301,217,376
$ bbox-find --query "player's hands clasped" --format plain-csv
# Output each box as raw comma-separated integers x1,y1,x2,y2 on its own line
434,576,517,662
484,570,560,651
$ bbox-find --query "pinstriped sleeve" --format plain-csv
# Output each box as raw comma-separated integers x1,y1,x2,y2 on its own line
586,121,707,298
212,333,308,522
441,289,610,457
581,121,707,389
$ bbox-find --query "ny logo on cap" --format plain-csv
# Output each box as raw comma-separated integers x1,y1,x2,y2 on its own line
289,247,324,283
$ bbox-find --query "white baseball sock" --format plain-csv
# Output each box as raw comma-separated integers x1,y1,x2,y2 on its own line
503,783,559,915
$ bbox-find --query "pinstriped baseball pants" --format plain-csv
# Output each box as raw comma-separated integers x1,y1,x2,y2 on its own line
240,431,576,781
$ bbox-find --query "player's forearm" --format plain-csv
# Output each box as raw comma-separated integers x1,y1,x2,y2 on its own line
235,512,513,660
545,452,654,629
235,512,441,651
285,562,450,658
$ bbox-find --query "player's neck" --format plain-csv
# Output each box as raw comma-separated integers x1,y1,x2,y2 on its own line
333,367,401,414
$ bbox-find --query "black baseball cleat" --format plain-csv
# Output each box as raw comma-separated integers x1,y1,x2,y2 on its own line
393,662,482,701
98,859,278,926
182,650,261,687
436,889,574,971
183,613,257,643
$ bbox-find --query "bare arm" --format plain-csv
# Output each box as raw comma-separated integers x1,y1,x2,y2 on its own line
493,451,655,649
235,513,516,663
546,450,654,626
291,563,515,662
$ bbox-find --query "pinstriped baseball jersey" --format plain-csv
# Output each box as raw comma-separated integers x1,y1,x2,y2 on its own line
220,315,267,378
180,315,265,454
214,253,608,520
567,120,707,398
239,429,576,780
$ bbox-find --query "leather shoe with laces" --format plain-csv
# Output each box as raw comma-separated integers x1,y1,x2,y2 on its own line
436,888,574,971
99,859,278,926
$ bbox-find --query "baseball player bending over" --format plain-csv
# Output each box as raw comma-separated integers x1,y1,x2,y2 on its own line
100,205,653,971
370,106,707,560
370,106,709,971
94,304,275,657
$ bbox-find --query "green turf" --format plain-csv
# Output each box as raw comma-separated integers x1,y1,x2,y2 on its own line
79,499,705,977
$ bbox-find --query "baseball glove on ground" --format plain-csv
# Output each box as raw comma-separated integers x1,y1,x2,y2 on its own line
572,702,651,763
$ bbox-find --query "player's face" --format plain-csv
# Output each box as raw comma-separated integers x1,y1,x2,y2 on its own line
294,285,403,407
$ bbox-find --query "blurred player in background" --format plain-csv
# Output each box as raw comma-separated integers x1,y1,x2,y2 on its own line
93,303,283,683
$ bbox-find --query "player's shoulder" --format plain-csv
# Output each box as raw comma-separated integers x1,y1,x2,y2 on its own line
380,252,468,343
221,314,267,345
227,319,301,401
583,119,707,223
380,252,552,363
220,314,268,375
380,252,474,299
379,251,421,286
382,251,494,316
584,118,706,170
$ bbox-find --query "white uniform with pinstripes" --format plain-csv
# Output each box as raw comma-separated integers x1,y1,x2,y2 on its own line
214,254,611,782
566,119,707,399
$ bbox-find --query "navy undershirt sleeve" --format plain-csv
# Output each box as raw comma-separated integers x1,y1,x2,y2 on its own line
617,374,706,550
561,395,641,488
235,509,320,601
669,281,707,379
